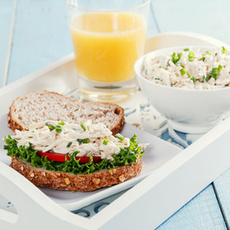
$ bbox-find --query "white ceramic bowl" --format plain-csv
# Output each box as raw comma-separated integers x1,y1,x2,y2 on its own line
134,46,230,133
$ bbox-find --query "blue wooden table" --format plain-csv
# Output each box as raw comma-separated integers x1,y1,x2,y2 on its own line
1,0,230,229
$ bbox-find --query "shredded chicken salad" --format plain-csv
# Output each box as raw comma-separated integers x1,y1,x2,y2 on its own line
13,120,130,161
142,47,230,90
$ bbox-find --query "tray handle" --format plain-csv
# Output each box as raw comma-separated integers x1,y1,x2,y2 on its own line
0,161,90,230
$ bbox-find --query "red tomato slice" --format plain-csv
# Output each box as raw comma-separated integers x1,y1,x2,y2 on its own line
37,151,102,163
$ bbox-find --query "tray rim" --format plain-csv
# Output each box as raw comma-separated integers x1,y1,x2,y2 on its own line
0,31,230,230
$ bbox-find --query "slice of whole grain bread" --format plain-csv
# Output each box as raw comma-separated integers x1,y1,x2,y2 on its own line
8,90,124,135
11,156,142,191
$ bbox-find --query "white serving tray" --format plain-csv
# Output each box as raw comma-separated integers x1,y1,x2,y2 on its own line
0,116,181,211
0,32,230,230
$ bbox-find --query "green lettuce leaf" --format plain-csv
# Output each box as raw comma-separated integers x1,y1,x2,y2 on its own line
4,134,145,175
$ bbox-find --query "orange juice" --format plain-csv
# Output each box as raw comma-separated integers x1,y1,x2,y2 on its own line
70,13,146,83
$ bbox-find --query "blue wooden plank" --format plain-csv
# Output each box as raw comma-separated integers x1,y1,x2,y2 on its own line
7,0,73,84
157,185,227,230
213,170,230,229
0,0,16,87
152,0,230,44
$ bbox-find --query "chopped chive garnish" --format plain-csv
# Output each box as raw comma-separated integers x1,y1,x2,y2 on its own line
115,134,124,141
210,67,219,80
222,46,227,54
103,139,108,145
66,142,72,147
205,66,223,81
172,52,182,64
186,72,196,82
80,122,87,131
172,52,176,63
201,57,205,61
184,48,189,51
211,67,218,76
206,74,212,81
45,122,62,133
218,64,223,71
45,122,55,131
50,125,56,130
55,125,62,133
29,136,33,139
180,63,185,67
187,72,191,78
205,51,211,56
59,121,65,125
190,76,196,83
188,51,194,61
77,138,90,144
46,124,55,131
180,68,187,75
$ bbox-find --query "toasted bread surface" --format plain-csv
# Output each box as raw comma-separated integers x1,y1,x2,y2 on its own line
10,156,142,191
8,90,124,135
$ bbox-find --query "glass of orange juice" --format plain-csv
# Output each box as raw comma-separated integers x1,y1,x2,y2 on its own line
66,0,150,101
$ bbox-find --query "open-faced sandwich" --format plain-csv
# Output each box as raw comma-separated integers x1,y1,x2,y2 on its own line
4,91,146,191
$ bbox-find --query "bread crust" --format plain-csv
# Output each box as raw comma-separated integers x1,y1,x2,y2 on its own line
8,90,125,135
10,156,142,192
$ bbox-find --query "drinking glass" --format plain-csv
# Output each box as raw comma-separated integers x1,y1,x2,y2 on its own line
66,0,150,101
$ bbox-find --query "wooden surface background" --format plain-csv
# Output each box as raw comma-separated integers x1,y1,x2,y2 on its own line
1,0,230,229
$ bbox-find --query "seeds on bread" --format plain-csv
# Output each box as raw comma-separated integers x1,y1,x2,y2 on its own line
11,156,142,191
